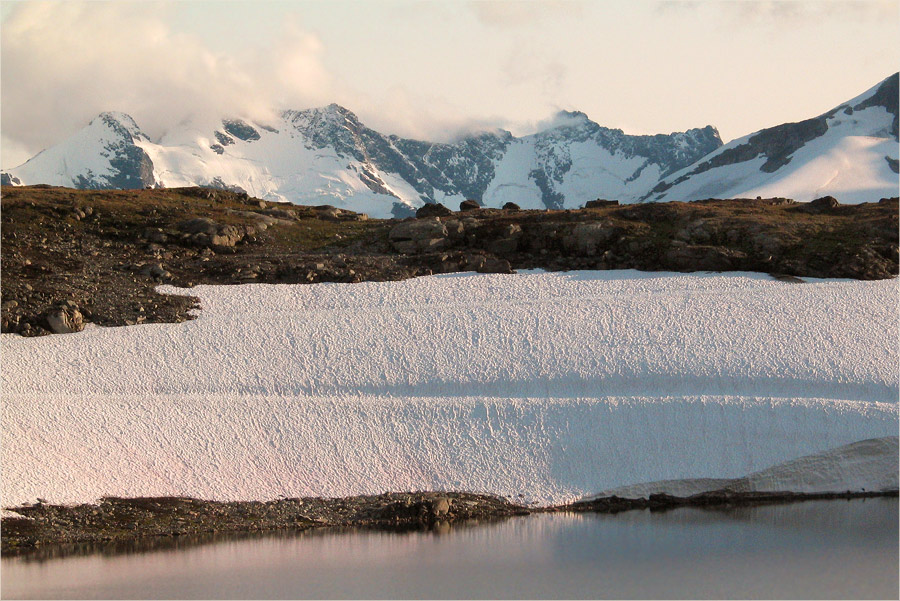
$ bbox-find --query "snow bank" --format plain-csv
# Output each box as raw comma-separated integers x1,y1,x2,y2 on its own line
2,271,897,506
590,437,899,499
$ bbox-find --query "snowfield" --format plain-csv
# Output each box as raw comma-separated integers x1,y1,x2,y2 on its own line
2,271,897,507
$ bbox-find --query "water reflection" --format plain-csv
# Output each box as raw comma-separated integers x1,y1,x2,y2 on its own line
2,499,897,599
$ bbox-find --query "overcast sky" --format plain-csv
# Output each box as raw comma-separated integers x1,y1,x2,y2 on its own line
1,0,897,168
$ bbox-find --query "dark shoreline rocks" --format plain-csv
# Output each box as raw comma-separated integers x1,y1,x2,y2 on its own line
1,492,529,555
3,489,896,557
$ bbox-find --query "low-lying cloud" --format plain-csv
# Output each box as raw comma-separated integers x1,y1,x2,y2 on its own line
0,1,508,168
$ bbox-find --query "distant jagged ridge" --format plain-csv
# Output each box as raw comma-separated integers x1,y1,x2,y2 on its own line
3,73,897,216
2,102,721,217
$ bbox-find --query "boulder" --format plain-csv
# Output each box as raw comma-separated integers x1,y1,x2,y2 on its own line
389,218,450,253
585,199,619,208
316,207,342,220
796,196,840,214
210,225,244,248
177,217,219,236
810,195,840,209
416,203,453,218
178,218,253,248
502,202,521,211
478,257,513,274
459,199,480,212
45,305,85,334
432,497,451,517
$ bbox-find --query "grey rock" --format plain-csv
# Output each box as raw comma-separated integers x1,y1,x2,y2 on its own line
564,223,618,256
389,218,450,253
46,306,85,334
477,257,513,274
177,218,220,236
432,497,451,517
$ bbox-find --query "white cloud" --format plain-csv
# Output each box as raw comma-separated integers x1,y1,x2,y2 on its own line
469,0,584,28
0,1,338,164
0,1,529,165
655,0,896,24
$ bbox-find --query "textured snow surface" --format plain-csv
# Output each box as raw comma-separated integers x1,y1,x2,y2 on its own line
2,271,897,506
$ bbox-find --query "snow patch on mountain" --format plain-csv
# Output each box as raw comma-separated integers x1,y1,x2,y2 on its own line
650,73,899,203
2,271,896,506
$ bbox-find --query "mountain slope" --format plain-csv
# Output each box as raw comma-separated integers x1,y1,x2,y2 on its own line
647,73,899,203
4,112,155,190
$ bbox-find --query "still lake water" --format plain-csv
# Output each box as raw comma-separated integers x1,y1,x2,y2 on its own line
2,498,897,599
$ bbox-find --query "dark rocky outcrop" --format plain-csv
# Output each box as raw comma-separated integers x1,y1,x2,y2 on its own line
585,199,619,208
1,187,896,337
222,119,261,142
416,203,453,218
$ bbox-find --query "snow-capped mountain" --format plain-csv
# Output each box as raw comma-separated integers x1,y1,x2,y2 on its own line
2,105,720,218
647,73,899,203
3,73,896,216
1,112,155,190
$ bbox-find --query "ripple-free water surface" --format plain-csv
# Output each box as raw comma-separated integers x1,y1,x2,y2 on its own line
2,498,897,599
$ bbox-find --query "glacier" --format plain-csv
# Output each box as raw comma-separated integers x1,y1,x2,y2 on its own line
1,270,897,507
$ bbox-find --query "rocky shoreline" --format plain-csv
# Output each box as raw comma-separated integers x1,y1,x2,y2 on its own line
2,186,897,337
3,489,896,557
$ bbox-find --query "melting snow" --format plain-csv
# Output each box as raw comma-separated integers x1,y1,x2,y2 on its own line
2,271,897,506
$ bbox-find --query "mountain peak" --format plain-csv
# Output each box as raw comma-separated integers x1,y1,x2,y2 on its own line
91,112,146,141
556,109,589,121
320,103,361,124
546,109,593,130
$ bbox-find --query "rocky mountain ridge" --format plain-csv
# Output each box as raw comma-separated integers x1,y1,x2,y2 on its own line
3,74,897,215
3,105,721,218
